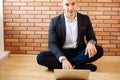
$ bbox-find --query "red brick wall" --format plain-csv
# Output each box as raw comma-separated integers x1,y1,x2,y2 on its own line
3,0,120,55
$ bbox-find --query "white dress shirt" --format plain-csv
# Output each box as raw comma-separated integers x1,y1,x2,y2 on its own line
59,13,78,62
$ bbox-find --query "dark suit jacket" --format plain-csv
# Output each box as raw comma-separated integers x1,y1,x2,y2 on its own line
48,12,97,59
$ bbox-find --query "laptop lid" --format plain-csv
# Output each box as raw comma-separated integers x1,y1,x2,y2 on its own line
54,69,90,80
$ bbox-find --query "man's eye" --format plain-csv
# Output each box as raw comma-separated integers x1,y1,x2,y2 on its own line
65,3,69,6
72,3,75,6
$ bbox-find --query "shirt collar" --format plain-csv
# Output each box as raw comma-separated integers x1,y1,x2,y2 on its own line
64,12,77,23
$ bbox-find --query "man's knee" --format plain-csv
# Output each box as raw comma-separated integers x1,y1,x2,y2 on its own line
36,52,45,65
96,45,104,58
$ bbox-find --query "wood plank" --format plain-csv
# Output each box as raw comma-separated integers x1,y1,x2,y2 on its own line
0,54,120,80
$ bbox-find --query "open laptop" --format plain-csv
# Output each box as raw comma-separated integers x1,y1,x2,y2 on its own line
54,69,90,80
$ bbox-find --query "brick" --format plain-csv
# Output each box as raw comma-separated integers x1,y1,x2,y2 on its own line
13,2,26,6
43,19,50,22
104,12,118,15
110,40,120,44
27,35,41,38
104,28,118,32
20,15,34,18
27,11,41,14
43,26,49,30
35,23,49,27
21,31,34,34
97,24,111,27
5,23,19,26
4,19,12,22
89,3,103,6
112,7,120,11
4,27,13,30
14,27,27,30
51,0,61,2
4,10,12,14
13,19,27,22
102,44,116,48
20,7,34,10
35,15,49,19
104,52,116,56
104,3,120,7
81,7,96,11
96,16,110,19
5,39,19,42
103,36,117,40
4,35,12,38
19,39,33,42
28,19,42,23
4,31,20,35
35,7,49,10
21,23,34,26
104,20,119,23
88,11,103,15
26,43,40,46
28,27,42,30
11,51,26,54
34,47,48,51
42,11,57,15
13,35,26,38
97,7,111,11
27,2,42,6
21,0,35,1
5,15,20,19
43,3,57,7
113,0,120,2
12,11,26,14
4,2,12,6
97,0,112,2
42,34,48,39
20,47,33,50
34,39,48,43
96,32,110,35
82,0,97,2
4,42,12,46
50,7,63,11
4,7,19,10
94,28,103,31
98,40,109,43
78,3,89,6
112,16,120,19
5,0,19,1
5,47,19,50
36,0,50,2
26,51,39,54
96,36,102,39
91,20,103,24
111,32,120,36
12,43,26,46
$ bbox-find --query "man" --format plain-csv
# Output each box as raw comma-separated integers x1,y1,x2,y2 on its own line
36,0,103,71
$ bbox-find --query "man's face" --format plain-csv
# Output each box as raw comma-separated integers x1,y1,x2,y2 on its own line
63,0,77,17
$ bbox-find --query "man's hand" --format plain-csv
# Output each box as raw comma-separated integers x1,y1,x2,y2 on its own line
61,58,73,69
85,43,97,58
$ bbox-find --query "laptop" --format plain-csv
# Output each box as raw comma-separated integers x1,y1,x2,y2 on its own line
54,69,90,80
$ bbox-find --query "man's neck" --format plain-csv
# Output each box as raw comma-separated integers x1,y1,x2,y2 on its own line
66,13,77,22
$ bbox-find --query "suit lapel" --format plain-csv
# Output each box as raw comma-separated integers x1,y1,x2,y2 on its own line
77,13,82,42
60,13,66,42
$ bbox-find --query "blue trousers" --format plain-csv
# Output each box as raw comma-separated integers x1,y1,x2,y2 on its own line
36,45,103,69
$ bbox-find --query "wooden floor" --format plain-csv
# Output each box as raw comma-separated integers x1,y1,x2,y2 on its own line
0,54,120,80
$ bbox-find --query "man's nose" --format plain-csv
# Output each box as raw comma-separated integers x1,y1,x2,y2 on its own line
69,5,73,10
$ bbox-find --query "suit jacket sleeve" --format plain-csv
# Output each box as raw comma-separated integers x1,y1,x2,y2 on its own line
85,16,97,43
48,18,64,59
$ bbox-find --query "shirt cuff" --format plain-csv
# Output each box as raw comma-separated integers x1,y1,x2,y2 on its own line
58,56,66,63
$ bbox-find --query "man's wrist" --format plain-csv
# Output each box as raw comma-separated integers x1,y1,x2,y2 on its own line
88,40,96,45
58,56,66,63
